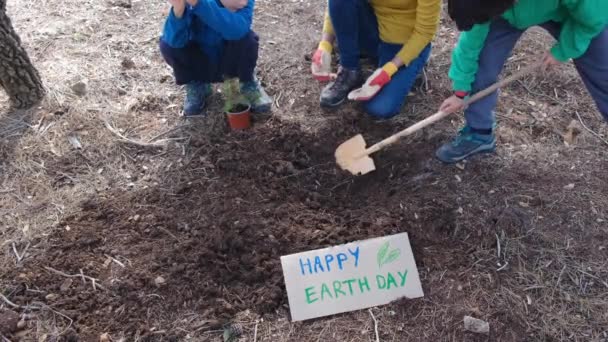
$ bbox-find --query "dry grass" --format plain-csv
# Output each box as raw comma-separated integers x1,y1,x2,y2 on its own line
1,0,607,341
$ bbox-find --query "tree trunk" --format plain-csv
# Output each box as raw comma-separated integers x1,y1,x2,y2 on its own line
0,0,44,109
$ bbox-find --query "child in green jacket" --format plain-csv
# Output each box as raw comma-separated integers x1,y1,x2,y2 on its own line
436,0,608,163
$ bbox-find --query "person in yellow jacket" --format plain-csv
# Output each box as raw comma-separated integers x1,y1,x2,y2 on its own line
311,0,441,118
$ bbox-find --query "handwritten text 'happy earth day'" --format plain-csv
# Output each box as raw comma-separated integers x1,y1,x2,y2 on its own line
297,246,409,304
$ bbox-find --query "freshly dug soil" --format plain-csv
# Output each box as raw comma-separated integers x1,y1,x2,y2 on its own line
4,118,607,340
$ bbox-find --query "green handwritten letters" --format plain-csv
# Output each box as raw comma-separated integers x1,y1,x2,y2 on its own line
305,270,408,304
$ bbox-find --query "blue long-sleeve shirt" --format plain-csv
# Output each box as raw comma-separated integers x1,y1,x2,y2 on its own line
162,0,254,62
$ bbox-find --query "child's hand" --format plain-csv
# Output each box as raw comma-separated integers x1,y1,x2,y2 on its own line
541,51,561,71
220,0,248,12
439,95,466,114
168,0,186,17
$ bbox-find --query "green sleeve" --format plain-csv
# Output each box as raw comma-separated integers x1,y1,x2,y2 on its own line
551,0,608,62
448,23,491,92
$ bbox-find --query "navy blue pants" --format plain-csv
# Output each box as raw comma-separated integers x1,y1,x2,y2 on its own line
159,31,259,85
328,0,380,69
328,0,431,118
466,19,608,129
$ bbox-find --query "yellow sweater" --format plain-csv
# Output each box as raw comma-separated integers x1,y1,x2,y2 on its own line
323,0,441,66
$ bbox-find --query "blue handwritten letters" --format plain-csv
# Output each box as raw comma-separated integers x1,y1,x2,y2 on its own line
297,245,410,304
298,246,360,275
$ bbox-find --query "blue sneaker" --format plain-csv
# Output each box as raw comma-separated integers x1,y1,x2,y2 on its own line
241,76,272,113
435,126,496,164
183,81,212,117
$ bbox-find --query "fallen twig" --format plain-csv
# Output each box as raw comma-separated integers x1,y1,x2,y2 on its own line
0,297,74,336
497,261,509,272
575,111,608,147
0,294,42,310
103,118,180,148
156,226,180,241
44,266,106,291
515,79,565,105
12,242,30,263
147,125,188,143
104,254,126,268
369,308,379,342
79,269,87,287
495,233,501,260
253,321,259,342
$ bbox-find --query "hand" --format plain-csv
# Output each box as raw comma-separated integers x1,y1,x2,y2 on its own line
311,41,333,82
439,95,466,114
220,0,247,12
169,0,186,17
348,62,398,101
541,51,561,72
186,0,198,6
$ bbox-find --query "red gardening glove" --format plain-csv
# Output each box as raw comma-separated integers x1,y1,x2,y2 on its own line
311,41,333,82
348,62,398,101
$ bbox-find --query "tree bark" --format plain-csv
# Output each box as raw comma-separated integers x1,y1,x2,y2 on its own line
0,0,44,109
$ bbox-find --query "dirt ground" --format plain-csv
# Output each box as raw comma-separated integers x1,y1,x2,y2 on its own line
1,0,608,341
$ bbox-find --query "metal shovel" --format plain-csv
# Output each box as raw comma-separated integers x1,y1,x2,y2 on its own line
335,62,541,175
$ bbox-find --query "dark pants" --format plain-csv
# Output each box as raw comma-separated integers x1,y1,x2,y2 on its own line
328,0,431,118
328,0,380,69
466,19,608,129
159,31,259,85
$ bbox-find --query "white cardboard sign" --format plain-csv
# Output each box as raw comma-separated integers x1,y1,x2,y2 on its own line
280,232,424,321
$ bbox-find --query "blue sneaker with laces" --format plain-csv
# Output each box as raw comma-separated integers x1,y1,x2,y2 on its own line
183,81,212,117
435,126,496,164
241,76,272,113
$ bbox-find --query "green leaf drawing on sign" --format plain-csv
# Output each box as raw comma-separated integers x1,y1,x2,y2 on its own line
385,249,401,265
377,241,390,267
377,241,401,268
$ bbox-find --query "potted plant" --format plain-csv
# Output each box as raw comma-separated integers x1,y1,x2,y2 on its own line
222,78,251,130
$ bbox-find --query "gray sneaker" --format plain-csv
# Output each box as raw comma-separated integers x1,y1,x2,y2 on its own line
241,76,272,113
435,126,497,164
320,67,363,108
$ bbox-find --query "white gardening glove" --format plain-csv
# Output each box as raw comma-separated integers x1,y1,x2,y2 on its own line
348,62,398,101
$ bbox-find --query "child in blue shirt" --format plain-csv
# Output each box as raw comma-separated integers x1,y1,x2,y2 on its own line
160,0,272,116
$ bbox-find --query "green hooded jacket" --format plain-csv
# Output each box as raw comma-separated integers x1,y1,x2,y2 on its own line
450,0,608,92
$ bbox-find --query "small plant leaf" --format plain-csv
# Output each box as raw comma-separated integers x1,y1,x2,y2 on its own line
384,249,401,265
377,241,390,267
223,78,245,113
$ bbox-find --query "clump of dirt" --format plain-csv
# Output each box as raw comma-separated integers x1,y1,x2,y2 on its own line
0,309,19,335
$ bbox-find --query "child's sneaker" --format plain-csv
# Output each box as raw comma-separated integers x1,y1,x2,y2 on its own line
241,76,272,113
183,81,212,117
435,126,496,164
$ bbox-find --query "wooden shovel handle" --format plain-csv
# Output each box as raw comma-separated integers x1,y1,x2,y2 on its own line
362,61,542,157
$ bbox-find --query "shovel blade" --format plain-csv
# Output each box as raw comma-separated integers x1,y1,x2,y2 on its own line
335,134,376,175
